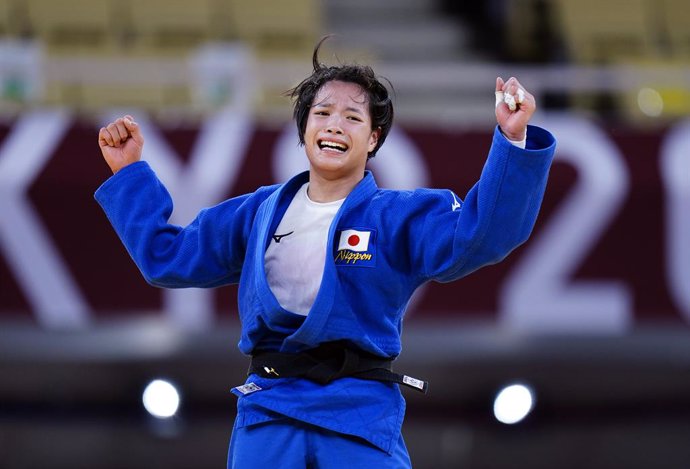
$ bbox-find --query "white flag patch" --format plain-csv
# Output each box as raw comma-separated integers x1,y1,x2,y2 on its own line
338,229,371,252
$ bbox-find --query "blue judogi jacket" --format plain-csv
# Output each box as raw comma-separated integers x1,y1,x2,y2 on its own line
95,125,556,453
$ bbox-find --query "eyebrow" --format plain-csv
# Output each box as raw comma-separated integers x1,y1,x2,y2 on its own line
313,102,365,115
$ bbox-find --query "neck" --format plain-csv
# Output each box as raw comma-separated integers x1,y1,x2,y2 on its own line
307,169,364,202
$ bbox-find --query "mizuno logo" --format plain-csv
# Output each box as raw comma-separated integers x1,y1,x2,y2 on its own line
272,231,294,243
450,192,461,212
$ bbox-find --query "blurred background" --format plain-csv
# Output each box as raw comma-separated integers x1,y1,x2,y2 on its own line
1,0,690,467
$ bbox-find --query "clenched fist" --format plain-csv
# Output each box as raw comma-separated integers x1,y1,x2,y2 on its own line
98,115,144,174
495,77,536,142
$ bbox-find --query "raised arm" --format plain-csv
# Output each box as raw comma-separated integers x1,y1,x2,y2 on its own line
95,116,274,289
409,77,556,284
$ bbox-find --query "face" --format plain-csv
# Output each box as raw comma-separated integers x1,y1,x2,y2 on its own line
303,80,380,182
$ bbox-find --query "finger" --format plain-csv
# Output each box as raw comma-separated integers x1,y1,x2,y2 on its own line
99,127,114,147
504,92,517,111
505,82,516,98
516,88,525,104
504,76,519,90
506,80,529,108
495,77,506,108
502,78,517,110
495,99,512,125
505,77,527,102
495,91,505,109
123,116,144,147
114,119,129,143
520,90,536,114
98,128,108,146
106,123,123,146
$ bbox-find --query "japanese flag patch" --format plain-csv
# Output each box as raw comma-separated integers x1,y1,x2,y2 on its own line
338,229,371,252
335,229,376,267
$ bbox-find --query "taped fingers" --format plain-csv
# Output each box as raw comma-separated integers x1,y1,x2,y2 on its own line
497,88,526,111
495,91,504,108
495,77,529,111
504,92,517,111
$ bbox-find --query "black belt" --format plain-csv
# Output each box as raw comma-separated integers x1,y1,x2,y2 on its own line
248,341,428,394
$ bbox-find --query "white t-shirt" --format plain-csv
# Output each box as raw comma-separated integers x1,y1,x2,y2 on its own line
264,183,344,316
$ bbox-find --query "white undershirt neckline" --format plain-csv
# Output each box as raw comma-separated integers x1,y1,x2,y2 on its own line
264,183,344,316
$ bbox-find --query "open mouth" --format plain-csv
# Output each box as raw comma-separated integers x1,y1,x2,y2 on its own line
318,139,349,153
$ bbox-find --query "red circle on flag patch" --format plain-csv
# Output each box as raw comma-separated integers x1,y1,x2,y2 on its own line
348,235,360,246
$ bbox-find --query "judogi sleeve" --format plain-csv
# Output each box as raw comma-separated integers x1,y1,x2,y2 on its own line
410,125,556,283
94,161,271,288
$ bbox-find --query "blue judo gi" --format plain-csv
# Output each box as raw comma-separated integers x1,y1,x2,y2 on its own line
95,125,556,468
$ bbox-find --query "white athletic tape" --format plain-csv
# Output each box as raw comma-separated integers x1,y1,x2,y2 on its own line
517,88,525,104
495,91,504,108
496,88,525,111
504,92,517,111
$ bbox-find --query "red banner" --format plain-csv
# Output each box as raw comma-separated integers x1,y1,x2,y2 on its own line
0,112,687,331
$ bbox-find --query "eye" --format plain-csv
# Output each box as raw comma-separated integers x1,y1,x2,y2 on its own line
314,110,329,116
347,116,363,122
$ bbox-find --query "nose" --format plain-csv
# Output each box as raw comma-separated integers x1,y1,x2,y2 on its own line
325,114,343,134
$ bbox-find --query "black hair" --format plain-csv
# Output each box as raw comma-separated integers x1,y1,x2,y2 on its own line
287,36,394,159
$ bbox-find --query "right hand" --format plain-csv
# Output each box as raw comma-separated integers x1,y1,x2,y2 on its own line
495,77,535,142
98,115,144,174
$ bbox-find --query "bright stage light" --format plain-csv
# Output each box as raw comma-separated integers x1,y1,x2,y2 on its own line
142,379,181,419
493,383,534,425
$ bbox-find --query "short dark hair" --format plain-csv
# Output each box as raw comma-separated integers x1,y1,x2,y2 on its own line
287,36,394,159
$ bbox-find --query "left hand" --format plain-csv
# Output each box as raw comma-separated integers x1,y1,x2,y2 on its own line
495,77,535,141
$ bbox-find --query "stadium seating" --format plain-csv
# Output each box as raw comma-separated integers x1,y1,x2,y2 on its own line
0,0,11,37
25,0,120,54
13,0,322,110
226,0,319,58
547,0,690,121
8,0,682,121
126,0,219,55
660,0,690,58
1,0,31,38
551,0,660,63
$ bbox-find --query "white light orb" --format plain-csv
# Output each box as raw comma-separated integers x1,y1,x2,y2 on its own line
142,379,181,419
493,383,534,425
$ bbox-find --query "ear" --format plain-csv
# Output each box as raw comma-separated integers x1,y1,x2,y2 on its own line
368,127,381,153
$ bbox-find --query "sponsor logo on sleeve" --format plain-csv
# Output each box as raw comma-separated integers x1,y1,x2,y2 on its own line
450,190,462,212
